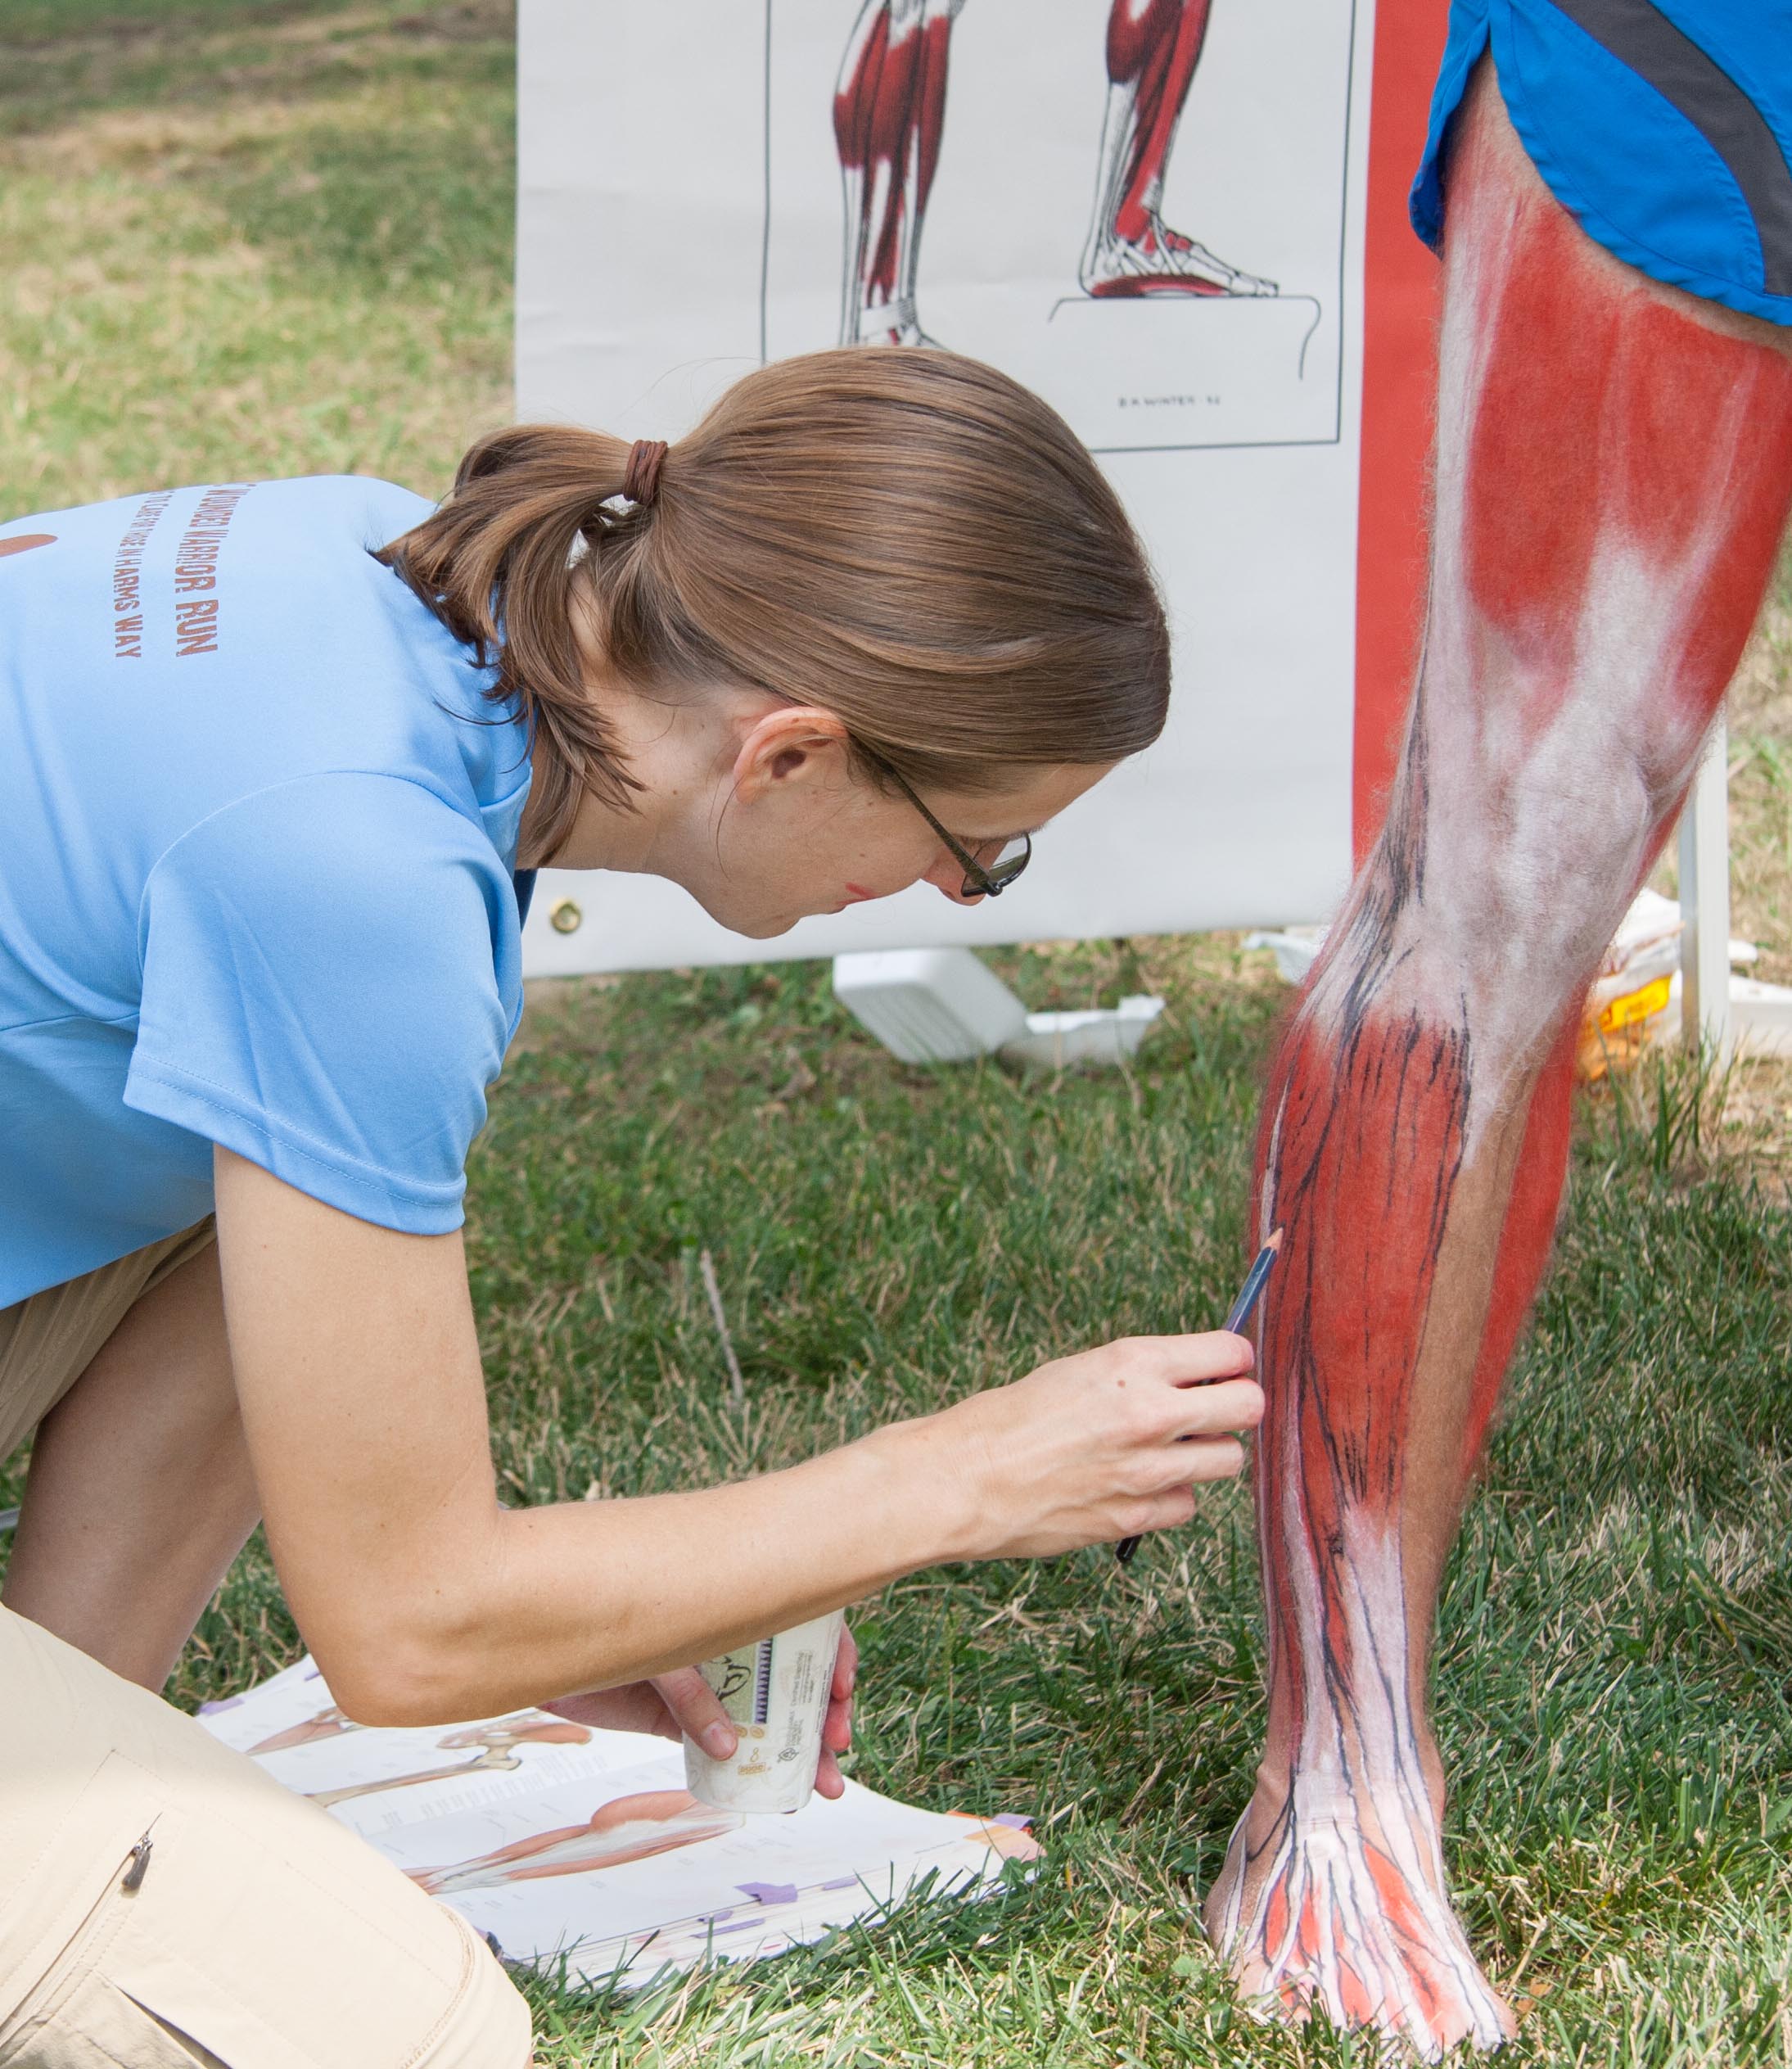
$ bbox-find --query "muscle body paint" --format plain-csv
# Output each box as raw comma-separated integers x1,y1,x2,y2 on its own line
833,0,1269,347
1206,68,1792,2055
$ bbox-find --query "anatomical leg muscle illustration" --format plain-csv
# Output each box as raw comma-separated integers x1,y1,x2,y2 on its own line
1080,0,1274,298
409,1791,743,1897
835,0,961,346
833,0,1273,347
251,1702,360,1755
1203,66,1792,2055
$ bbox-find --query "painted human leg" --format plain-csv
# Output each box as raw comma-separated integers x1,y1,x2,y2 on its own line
1203,66,1792,2055
834,0,964,346
1080,0,1275,297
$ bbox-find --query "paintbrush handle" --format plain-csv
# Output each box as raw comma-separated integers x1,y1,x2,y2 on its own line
1115,1240,1280,1567
1222,1245,1279,1335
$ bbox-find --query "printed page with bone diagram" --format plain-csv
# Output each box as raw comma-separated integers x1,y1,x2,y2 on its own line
199,1656,1038,1987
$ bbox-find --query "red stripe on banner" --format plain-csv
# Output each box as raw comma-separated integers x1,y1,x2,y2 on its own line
1352,0,1450,860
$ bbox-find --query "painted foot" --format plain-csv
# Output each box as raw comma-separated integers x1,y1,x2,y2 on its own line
844,297,942,349
1203,1780,1514,2058
1081,216,1278,299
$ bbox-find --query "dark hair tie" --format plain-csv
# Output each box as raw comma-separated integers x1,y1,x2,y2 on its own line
623,438,668,508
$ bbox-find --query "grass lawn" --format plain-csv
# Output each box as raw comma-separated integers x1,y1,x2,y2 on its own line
2,4,1790,2062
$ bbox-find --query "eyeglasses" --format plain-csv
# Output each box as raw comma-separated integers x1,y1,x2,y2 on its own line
860,749,1033,899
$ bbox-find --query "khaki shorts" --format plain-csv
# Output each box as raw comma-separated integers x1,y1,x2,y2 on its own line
0,1222,219,1469
0,1236,535,2068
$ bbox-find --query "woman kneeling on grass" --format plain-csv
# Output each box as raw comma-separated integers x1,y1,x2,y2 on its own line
0,348,1261,2062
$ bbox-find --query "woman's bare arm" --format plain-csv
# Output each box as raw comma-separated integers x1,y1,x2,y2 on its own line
214,1148,1261,1726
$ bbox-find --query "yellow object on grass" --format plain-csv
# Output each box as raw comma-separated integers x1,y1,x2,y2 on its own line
1578,974,1674,1081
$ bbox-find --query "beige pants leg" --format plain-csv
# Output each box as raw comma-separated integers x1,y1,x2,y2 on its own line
0,1240,535,2068
0,1223,221,1467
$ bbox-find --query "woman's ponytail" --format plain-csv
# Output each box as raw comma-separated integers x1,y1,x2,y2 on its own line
375,423,659,865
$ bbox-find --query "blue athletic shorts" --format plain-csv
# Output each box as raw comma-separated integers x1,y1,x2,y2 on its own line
1411,1,1792,328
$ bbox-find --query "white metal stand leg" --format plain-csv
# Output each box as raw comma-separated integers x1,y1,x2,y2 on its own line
1678,717,1733,1064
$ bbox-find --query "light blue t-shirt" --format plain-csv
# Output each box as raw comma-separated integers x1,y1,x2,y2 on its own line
0,476,532,1308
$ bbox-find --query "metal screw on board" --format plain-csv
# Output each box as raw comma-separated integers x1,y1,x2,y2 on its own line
549,898,583,935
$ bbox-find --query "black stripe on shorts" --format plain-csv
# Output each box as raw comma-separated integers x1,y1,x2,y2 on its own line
1549,0,1792,296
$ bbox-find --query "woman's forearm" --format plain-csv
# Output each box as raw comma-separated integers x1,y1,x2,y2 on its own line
219,1154,991,1723
372,1413,978,1725
218,1152,1259,1731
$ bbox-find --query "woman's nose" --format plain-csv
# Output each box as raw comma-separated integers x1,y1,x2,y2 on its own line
923,853,983,904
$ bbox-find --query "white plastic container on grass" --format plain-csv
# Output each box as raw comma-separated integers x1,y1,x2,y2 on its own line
832,948,1164,1071
683,1609,845,1814
832,948,1027,1062
999,993,1164,1070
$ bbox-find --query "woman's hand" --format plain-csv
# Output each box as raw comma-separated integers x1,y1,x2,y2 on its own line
935,1333,1264,1560
544,1624,859,1799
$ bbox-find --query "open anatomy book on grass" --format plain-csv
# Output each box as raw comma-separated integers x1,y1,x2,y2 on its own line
198,1657,1039,1990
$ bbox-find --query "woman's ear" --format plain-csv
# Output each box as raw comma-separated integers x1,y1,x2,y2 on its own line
730,706,855,803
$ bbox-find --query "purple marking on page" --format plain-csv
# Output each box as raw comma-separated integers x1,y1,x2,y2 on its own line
991,1813,1032,1829
819,1876,858,1891
196,1696,244,1715
737,1882,800,1905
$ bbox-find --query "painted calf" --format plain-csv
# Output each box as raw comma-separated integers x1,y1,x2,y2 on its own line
1205,66,1792,2056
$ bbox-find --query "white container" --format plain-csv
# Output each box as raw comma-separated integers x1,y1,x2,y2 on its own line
832,948,1027,1062
833,949,1165,1073
1654,969,1792,1061
683,1609,844,1814
1730,974,1792,1059
1000,994,1165,1071
1240,926,1329,984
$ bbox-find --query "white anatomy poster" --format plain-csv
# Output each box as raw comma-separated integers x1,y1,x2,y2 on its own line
517,0,1389,976
200,1656,1037,1989
771,0,1354,452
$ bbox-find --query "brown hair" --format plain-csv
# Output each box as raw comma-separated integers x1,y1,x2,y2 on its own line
377,348,1170,867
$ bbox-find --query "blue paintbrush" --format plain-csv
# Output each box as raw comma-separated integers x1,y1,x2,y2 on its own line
1114,1227,1282,1566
